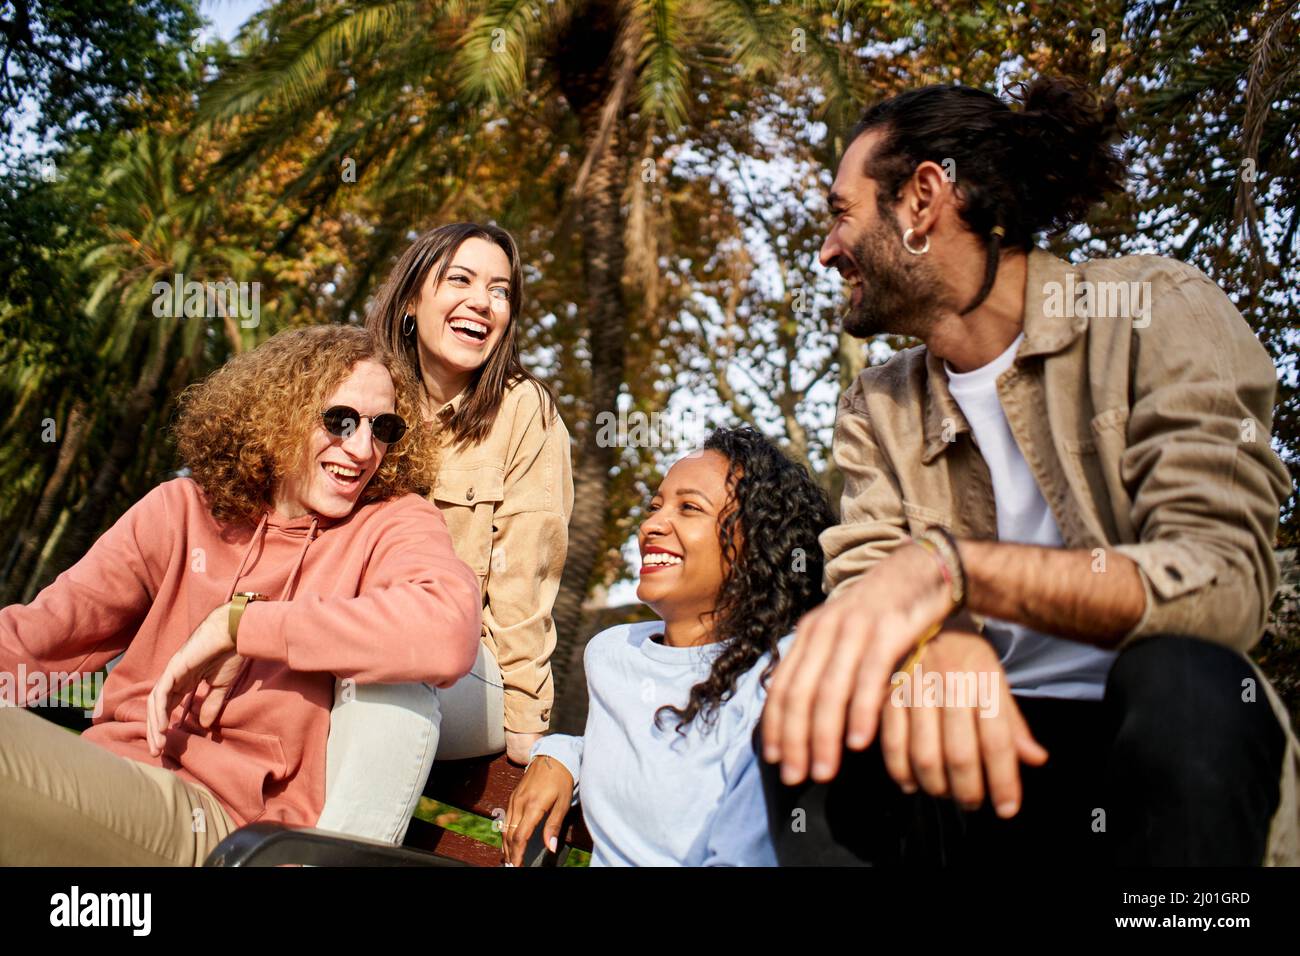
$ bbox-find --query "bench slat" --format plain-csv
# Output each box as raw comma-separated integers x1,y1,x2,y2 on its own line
404,816,503,867
415,753,595,860
423,754,522,819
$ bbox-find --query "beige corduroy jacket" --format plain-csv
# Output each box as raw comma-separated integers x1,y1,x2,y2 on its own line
431,379,573,733
822,248,1299,865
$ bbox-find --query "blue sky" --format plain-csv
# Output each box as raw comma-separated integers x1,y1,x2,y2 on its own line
201,0,265,42
7,1,265,159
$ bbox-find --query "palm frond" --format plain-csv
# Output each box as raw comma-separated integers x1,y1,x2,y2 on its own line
704,0,793,74
630,0,690,128
455,0,573,101
1237,0,1300,233
199,1,420,121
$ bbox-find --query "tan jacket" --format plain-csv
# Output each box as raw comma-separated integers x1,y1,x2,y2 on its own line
823,247,1299,864
431,379,573,733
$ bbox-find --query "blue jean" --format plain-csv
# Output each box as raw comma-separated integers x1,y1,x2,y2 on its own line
315,641,506,844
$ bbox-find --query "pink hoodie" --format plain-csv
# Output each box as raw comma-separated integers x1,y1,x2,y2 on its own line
0,477,482,828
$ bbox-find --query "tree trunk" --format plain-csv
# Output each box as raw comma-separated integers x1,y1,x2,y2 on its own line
39,324,177,595
548,3,632,734
827,331,869,518
2,401,95,604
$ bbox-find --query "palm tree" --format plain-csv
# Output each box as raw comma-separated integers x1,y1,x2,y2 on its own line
2,129,254,602
196,0,856,730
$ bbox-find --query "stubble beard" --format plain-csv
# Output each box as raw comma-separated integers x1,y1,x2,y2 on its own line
840,209,954,341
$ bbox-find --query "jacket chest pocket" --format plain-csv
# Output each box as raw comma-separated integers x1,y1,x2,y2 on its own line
1061,406,1135,543
433,463,505,578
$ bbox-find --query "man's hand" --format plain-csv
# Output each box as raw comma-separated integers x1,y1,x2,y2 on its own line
880,630,1047,818
501,754,574,867
146,603,245,756
504,730,542,766
761,541,955,785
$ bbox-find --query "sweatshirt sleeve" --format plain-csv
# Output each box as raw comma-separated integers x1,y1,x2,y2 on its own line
0,482,167,703
702,644,788,866
530,733,583,804
701,704,778,867
234,497,482,686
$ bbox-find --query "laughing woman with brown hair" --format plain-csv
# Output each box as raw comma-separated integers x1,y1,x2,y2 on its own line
315,222,573,843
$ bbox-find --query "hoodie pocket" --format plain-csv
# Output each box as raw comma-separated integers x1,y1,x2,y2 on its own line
207,725,290,819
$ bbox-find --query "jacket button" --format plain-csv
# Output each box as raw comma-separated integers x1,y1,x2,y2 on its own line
467,487,474,501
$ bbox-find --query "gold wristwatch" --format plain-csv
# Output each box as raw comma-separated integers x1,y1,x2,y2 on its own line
228,592,268,650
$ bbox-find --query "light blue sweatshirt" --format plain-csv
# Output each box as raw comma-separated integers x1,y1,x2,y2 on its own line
530,620,791,866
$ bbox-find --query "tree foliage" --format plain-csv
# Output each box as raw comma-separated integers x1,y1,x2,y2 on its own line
0,0,202,151
1,0,1295,730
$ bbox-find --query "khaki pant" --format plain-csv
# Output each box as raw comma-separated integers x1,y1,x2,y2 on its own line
0,706,237,866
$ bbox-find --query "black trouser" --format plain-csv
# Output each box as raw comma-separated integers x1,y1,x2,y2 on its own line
755,635,1287,865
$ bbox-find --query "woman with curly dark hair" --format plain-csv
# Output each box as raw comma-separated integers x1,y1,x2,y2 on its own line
502,426,835,866
0,325,482,865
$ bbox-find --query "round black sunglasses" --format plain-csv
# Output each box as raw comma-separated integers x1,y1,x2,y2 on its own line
321,405,408,445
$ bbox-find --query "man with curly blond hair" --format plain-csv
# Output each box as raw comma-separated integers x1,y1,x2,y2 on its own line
0,325,482,865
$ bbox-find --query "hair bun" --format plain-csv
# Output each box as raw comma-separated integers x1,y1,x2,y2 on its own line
849,76,1127,256
1006,76,1125,237
1019,76,1120,143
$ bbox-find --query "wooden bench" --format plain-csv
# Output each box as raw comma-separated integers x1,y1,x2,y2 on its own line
405,753,592,866
204,752,593,867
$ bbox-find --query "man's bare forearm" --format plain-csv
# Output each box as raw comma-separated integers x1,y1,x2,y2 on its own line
956,540,1145,648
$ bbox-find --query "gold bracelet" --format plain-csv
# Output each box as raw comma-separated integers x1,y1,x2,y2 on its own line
893,620,944,686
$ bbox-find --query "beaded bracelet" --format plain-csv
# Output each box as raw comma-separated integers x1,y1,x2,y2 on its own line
914,536,953,591
917,526,967,613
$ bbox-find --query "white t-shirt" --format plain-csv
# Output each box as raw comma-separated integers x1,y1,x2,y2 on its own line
944,333,1116,700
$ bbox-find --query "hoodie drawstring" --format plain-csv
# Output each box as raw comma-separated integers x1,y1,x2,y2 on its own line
229,512,271,598
177,512,320,733
279,515,318,602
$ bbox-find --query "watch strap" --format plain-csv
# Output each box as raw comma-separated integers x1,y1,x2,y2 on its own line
228,592,266,650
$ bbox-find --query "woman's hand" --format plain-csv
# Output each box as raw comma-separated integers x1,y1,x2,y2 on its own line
146,603,245,756
504,730,542,765
501,754,574,867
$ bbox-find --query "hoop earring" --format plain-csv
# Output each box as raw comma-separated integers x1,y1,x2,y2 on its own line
401,313,415,337
903,228,930,255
